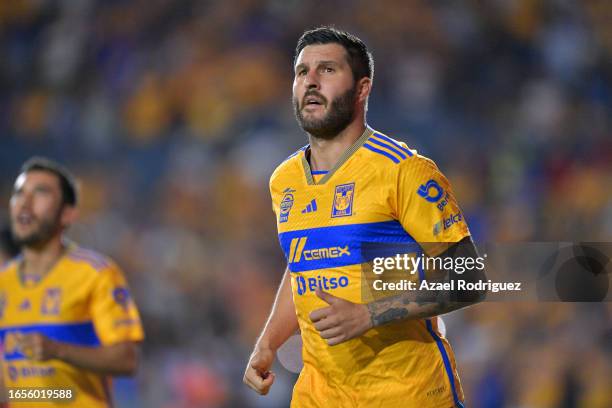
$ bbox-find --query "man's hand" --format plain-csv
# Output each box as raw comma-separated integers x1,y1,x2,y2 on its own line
309,286,372,346
15,332,59,361
243,346,276,395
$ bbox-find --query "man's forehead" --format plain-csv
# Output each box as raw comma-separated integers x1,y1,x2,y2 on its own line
14,170,60,190
295,43,348,67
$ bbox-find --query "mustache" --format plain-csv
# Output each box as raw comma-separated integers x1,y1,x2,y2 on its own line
302,91,327,107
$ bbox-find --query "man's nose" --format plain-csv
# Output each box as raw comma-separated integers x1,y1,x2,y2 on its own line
304,71,320,90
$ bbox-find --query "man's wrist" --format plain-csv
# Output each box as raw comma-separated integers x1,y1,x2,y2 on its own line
254,339,276,353
365,302,378,328
363,304,374,329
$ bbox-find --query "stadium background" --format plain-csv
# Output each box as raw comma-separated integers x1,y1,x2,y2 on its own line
0,1,610,407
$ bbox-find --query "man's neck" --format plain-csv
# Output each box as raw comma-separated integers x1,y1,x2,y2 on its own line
20,237,65,279
308,120,367,172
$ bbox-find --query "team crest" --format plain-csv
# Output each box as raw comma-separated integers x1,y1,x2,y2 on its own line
331,183,355,218
279,188,295,223
41,287,62,315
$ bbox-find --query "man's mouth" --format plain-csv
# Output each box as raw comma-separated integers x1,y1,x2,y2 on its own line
16,212,35,226
303,95,325,108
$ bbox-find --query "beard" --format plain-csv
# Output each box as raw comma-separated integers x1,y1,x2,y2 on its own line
10,209,63,248
293,85,357,140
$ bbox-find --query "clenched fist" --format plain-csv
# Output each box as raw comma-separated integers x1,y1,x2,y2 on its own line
243,346,276,395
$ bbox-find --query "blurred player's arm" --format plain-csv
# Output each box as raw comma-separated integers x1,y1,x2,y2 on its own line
244,269,298,395
311,237,487,345
15,333,140,376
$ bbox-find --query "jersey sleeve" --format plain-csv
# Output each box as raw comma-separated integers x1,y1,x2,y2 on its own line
90,263,144,346
270,178,278,219
395,156,470,256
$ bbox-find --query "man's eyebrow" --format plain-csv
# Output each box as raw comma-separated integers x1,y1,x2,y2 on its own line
317,60,339,65
295,60,340,71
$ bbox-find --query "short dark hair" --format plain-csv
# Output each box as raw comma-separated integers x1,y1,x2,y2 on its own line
295,26,374,82
20,157,78,206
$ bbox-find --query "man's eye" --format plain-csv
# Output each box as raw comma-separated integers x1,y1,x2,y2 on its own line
298,70,307,76
323,67,334,73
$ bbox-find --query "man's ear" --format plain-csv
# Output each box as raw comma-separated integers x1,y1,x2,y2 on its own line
356,77,372,104
60,205,78,228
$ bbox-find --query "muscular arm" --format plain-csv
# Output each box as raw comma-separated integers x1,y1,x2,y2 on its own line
254,269,299,351
53,341,140,376
17,333,140,376
309,237,487,346
244,269,298,395
367,236,487,327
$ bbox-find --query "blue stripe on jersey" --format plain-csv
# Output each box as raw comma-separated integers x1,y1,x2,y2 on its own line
363,143,400,164
0,322,100,361
426,319,464,408
311,170,329,175
283,145,308,163
69,249,109,271
367,137,407,160
279,220,419,272
372,133,414,157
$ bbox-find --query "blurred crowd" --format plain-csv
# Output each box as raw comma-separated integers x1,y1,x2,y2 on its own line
0,0,610,407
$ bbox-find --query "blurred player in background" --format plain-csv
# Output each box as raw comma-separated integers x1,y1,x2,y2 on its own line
0,157,144,407
244,27,486,407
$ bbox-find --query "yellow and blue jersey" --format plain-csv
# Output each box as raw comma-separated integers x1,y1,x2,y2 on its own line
271,127,470,408
0,244,144,408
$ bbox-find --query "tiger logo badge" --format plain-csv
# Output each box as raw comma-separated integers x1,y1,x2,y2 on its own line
331,183,355,218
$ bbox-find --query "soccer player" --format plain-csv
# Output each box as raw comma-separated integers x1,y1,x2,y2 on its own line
243,27,486,407
0,158,144,407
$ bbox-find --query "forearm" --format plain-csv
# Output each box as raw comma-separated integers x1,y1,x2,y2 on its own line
368,237,487,327
256,269,299,352
54,341,139,376
367,290,470,327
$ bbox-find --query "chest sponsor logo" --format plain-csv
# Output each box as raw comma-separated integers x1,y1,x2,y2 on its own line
295,275,349,295
7,364,55,381
288,237,350,263
279,188,295,223
331,183,355,218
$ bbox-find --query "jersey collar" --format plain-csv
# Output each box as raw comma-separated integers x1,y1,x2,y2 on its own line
301,126,374,185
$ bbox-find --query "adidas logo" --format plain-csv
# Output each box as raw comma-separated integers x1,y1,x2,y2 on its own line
301,199,318,213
